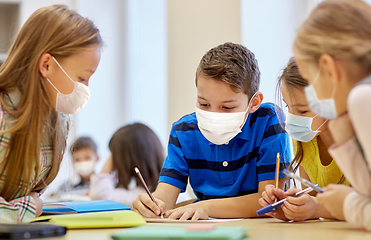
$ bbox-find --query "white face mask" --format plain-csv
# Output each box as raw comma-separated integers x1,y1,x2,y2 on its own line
73,160,95,177
196,92,257,145
304,65,337,119
285,113,327,143
46,56,90,114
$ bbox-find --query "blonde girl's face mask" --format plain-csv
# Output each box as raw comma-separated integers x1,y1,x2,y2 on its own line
46,56,90,115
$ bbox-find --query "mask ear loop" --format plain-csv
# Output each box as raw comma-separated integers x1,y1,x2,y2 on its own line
52,56,76,84
46,77,61,94
314,117,329,132
246,91,259,113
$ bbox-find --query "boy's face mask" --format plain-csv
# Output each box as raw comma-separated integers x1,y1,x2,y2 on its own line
46,56,90,115
285,113,328,143
304,65,337,119
196,92,257,145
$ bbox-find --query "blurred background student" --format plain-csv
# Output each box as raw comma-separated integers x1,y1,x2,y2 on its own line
90,123,190,207
54,137,99,200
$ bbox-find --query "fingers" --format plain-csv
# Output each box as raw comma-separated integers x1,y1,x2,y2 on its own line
132,193,164,218
286,193,310,205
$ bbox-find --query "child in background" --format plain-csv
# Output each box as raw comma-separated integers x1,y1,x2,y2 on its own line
0,5,102,223
293,0,371,230
57,137,99,198
132,42,291,220
90,123,164,207
259,58,349,222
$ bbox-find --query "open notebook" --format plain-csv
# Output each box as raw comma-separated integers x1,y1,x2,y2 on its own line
41,200,130,215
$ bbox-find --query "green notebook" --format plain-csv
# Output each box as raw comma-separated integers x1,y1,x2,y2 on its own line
112,226,247,240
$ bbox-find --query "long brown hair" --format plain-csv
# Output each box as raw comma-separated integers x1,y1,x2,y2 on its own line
0,5,102,201
276,58,308,174
109,123,164,192
293,0,371,73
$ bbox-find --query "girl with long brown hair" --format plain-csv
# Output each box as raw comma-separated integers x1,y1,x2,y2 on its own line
293,0,371,230
0,5,102,223
259,58,349,222
89,123,164,207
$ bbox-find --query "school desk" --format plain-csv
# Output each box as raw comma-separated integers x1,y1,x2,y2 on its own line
44,218,371,240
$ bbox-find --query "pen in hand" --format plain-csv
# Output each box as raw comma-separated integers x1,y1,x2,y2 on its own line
256,186,315,216
135,167,164,218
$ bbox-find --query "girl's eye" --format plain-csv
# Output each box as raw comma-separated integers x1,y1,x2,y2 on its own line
299,110,308,114
223,106,235,110
199,103,209,107
79,78,87,82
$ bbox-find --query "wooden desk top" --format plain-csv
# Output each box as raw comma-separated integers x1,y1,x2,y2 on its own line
49,218,371,240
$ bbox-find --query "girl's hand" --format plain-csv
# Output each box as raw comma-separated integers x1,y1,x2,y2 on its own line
259,184,289,221
132,193,166,218
164,202,209,220
29,192,43,217
281,189,316,221
316,184,353,220
328,114,355,146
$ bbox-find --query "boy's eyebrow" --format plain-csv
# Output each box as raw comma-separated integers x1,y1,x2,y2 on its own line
221,99,237,103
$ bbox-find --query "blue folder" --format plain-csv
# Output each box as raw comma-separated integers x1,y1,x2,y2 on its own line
42,200,130,215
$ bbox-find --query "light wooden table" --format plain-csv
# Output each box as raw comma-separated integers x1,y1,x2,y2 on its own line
46,218,371,240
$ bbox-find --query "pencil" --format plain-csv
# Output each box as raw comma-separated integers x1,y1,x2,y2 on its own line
274,153,281,203
135,167,163,218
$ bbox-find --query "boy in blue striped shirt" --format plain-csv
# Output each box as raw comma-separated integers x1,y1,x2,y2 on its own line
133,42,291,220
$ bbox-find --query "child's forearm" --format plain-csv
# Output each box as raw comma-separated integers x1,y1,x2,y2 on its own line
311,196,337,220
196,193,263,219
152,183,181,211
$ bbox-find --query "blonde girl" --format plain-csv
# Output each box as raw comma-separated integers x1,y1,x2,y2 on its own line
0,5,102,223
293,0,371,230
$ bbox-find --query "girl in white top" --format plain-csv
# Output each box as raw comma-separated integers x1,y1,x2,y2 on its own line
90,123,164,207
293,0,371,230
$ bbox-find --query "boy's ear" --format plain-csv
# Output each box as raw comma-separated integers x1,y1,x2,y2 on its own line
38,53,53,78
248,92,263,114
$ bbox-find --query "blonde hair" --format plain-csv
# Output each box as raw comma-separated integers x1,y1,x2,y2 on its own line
0,5,102,201
293,0,371,72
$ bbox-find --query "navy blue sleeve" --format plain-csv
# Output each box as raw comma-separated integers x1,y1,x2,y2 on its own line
158,125,189,192
256,106,292,182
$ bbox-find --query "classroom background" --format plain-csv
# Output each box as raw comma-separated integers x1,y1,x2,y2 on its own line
1,0,365,196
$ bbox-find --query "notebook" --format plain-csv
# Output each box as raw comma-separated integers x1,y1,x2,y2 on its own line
42,200,130,215
112,226,247,240
32,210,146,229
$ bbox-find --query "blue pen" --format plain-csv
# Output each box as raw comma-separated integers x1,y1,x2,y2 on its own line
283,169,324,193
256,187,314,216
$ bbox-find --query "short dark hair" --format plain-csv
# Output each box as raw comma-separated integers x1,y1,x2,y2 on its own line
195,42,260,100
70,137,97,155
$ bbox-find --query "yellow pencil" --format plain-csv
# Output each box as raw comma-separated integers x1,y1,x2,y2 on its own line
274,153,281,203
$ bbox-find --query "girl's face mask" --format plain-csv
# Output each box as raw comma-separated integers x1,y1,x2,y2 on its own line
285,113,328,142
46,56,90,115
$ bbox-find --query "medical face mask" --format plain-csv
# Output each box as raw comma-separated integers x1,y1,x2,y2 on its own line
73,160,95,177
196,93,257,145
304,66,337,119
46,56,90,114
285,113,327,143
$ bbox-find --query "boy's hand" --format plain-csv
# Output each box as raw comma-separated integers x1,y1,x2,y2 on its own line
259,184,289,221
132,193,166,218
29,192,43,217
164,202,209,220
316,184,353,221
281,189,316,221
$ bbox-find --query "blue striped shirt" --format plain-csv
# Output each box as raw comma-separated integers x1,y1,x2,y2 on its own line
159,103,291,201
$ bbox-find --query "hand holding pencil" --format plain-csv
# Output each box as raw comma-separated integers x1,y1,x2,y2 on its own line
132,167,166,218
